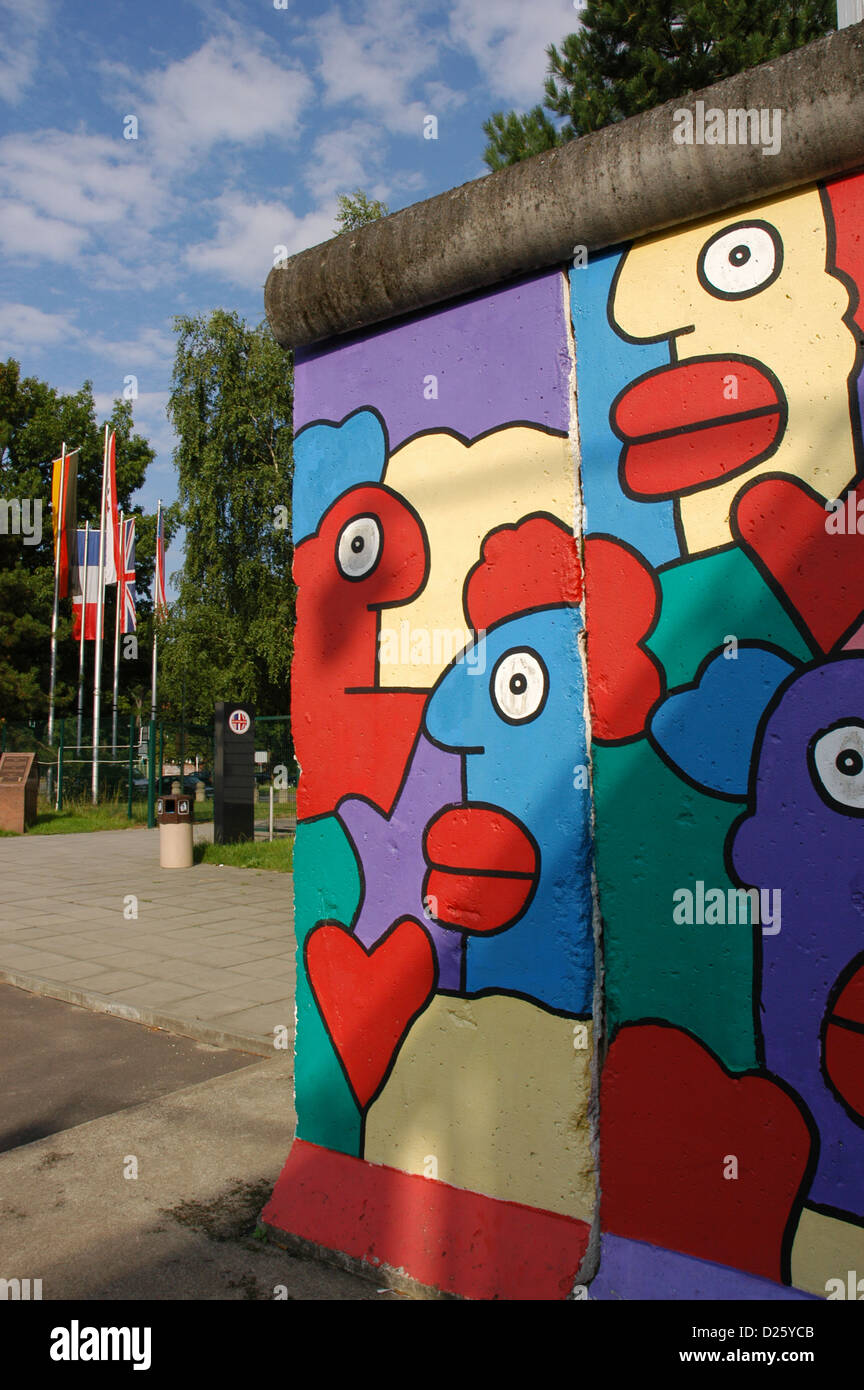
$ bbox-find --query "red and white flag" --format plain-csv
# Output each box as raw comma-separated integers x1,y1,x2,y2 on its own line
154,504,167,621
103,431,120,584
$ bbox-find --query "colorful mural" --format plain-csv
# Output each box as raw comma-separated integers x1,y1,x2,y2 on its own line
265,274,599,1297
264,168,864,1300
575,169,864,1298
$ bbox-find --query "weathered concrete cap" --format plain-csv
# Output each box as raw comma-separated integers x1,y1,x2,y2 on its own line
266,22,864,349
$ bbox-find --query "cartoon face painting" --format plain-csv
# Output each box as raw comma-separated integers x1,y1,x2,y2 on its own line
292,480,429,817
731,655,864,1220
424,604,593,1016
278,164,864,1300
610,185,860,554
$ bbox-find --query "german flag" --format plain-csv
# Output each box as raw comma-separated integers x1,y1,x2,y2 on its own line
51,447,79,598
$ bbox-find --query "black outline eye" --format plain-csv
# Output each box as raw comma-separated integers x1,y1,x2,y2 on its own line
490,648,549,725
336,515,381,580
808,720,864,817
697,221,783,300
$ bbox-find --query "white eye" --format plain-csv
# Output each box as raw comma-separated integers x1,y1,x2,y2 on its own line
491,649,548,724
698,222,782,300
336,515,381,579
810,722,864,814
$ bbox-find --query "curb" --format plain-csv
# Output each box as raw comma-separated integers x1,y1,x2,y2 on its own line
0,967,278,1057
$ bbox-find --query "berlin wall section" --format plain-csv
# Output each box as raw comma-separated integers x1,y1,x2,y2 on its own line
262,270,598,1299
262,24,864,1300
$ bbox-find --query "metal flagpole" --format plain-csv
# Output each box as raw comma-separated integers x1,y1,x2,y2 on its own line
76,520,90,753
150,499,161,726
47,442,66,747
91,426,109,805
112,509,124,753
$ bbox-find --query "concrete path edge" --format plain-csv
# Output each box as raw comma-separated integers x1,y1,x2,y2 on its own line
0,966,274,1056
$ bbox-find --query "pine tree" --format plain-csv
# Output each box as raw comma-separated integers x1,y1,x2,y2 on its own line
483,0,835,169
481,107,561,173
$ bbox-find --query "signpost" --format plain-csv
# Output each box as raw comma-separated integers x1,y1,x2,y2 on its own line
214,702,255,843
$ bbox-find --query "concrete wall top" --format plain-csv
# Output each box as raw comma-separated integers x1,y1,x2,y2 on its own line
265,21,864,350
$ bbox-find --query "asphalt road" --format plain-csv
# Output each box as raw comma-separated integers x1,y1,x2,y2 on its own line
0,981,258,1153
0,981,396,1299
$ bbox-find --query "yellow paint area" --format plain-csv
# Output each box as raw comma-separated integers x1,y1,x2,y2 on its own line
364,994,595,1221
379,426,574,687
612,185,859,554
791,1205,864,1298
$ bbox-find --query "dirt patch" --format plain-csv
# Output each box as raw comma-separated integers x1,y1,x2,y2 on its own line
160,1177,275,1244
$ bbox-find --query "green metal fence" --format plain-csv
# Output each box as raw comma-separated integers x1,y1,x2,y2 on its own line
0,711,297,834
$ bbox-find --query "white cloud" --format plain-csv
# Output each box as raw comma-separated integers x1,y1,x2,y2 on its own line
304,124,385,202
0,131,169,230
0,201,88,264
0,0,53,105
184,193,335,287
93,327,176,372
0,301,76,350
93,389,176,464
449,0,578,106
311,0,461,136
111,30,315,168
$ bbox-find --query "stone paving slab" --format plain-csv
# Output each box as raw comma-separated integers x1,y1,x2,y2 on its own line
0,828,295,1054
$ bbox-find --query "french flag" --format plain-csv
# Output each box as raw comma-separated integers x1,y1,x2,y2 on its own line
71,528,102,641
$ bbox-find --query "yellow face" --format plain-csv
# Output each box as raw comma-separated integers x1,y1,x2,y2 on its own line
610,186,858,554
379,425,573,688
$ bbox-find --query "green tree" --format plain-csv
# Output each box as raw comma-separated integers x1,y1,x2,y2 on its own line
483,0,835,169
333,189,390,234
0,359,157,723
481,107,562,173
163,311,294,727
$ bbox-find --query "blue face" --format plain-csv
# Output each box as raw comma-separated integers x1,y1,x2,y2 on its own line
424,605,595,1016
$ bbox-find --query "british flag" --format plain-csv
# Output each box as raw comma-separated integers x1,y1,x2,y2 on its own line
120,516,137,634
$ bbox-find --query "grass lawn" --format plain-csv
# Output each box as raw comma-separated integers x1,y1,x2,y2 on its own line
19,795,215,835
194,838,293,872
29,799,150,833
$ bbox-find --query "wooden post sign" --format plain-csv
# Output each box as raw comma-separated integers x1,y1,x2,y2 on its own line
0,752,39,833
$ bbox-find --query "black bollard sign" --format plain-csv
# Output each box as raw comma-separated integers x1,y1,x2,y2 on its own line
214,701,255,843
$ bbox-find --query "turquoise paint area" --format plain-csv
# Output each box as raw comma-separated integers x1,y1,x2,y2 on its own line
293,816,363,1153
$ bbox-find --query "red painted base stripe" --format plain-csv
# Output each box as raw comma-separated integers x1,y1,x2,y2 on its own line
262,1139,591,1300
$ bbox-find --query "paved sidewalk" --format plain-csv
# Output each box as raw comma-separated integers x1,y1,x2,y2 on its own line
0,828,295,1054
0,1056,389,1300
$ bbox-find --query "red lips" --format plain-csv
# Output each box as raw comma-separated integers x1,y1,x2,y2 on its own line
424,805,538,934
613,357,786,499
824,958,864,1121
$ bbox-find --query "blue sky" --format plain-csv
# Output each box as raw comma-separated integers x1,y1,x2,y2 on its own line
0,0,579,589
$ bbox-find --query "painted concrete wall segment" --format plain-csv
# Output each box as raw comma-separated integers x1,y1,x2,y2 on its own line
262,153,864,1299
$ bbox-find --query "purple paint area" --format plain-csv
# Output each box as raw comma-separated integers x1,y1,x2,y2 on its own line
294,271,571,449
337,732,464,990
588,1235,816,1301
731,656,864,1218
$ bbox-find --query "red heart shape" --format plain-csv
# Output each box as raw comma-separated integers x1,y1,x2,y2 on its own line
734,476,864,654
600,1024,812,1283
305,918,436,1110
